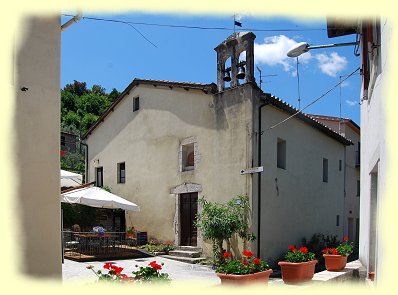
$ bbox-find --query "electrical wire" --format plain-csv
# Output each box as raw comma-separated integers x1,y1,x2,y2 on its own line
62,14,328,32
63,14,158,48
260,67,360,134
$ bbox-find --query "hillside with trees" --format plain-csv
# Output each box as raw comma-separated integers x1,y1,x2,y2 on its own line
60,80,120,174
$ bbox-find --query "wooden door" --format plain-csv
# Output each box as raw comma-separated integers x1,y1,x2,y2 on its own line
180,193,198,246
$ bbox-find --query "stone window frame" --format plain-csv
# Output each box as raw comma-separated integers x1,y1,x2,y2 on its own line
179,136,199,172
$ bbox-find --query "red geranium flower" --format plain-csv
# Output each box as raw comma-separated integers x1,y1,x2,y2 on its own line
343,237,349,241
60,150,66,155
241,261,248,266
243,250,254,257
322,248,330,254
332,248,339,255
288,245,296,252
149,261,162,270
103,263,113,269
253,258,261,265
223,252,232,258
299,247,308,253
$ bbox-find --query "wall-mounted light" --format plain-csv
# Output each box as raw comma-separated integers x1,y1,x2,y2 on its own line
287,41,359,58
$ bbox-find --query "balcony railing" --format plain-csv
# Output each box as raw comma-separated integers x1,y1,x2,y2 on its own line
62,231,137,258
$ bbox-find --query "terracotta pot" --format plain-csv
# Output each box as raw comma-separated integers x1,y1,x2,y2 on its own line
216,269,273,285
323,254,348,271
368,272,375,281
278,260,317,284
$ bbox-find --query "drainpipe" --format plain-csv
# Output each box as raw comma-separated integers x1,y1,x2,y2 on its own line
61,11,82,32
79,141,89,184
257,96,269,258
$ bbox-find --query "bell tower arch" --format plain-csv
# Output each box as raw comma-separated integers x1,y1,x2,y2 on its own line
214,32,256,92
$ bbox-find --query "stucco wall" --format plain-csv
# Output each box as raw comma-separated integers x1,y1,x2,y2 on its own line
259,106,346,263
359,18,390,279
86,83,254,256
14,16,62,278
314,119,360,246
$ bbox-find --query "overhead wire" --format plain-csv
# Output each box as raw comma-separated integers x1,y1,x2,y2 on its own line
62,14,328,32
260,67,360,134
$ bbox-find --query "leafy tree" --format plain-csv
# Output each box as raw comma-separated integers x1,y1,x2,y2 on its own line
195,195,256,265
81,113,99,133
63,111,81,131
91,84,106,95
61,149,85,174
108,88,121,103
64,80,88,96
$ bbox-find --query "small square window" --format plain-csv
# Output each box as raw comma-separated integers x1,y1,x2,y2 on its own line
181,143,194,171
117,162,126,184
323,158,328,183
339,160,342,171
277,138,286,169
133,97,140,112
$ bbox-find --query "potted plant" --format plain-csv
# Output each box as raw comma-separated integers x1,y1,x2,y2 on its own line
126,227,135,239
133,261,171,284
322,237,353,271
216,250,272,285
278,245,317,284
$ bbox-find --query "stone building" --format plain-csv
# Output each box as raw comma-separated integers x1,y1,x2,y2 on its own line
83,32,353,263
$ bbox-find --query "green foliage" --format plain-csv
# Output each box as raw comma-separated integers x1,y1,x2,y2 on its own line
61,203,97,229
61,80,120,135
102,186,112,193
301,233,340,260
60,149,85,174
283,246,316,263
139,240,175,254
217,258,269,275
336,240,354,256
194,195,255,264
133,261,171,283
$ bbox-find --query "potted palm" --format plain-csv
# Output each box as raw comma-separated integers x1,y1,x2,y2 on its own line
216,250,272,285
278,245,317,284
322,237,353,271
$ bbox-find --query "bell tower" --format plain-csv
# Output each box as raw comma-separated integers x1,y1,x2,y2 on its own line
214,32,256,92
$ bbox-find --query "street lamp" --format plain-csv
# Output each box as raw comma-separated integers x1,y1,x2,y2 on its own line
286,41,359,58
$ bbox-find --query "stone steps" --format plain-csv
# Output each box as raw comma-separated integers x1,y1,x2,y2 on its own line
162,245,205,264
160,255,207,264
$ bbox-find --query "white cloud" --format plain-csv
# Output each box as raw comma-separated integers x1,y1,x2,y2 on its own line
341,81,350,88
345,99,357,107
315,52,348,77
254,35,312,74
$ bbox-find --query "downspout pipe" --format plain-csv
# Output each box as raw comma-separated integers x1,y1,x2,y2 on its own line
257,95,269,258
79,141,89,184
61,12,82,31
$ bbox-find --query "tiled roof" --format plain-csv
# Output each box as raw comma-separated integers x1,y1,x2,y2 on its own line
82,79,217,139
306,114,360,131
263,94,353,146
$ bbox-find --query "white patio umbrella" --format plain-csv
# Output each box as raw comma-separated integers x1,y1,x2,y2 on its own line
60,186,140,212
61,169,82,187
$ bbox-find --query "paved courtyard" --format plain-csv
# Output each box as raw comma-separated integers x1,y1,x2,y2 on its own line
62,256,220,286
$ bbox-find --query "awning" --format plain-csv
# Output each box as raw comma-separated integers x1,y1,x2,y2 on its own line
60,186,140,212
61,169,82,187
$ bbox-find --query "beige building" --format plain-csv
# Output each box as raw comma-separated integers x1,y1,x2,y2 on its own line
83,32,352,263
308,114,360,249
13,16,62,277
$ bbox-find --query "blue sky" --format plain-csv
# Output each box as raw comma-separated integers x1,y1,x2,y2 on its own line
61,12,361,125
